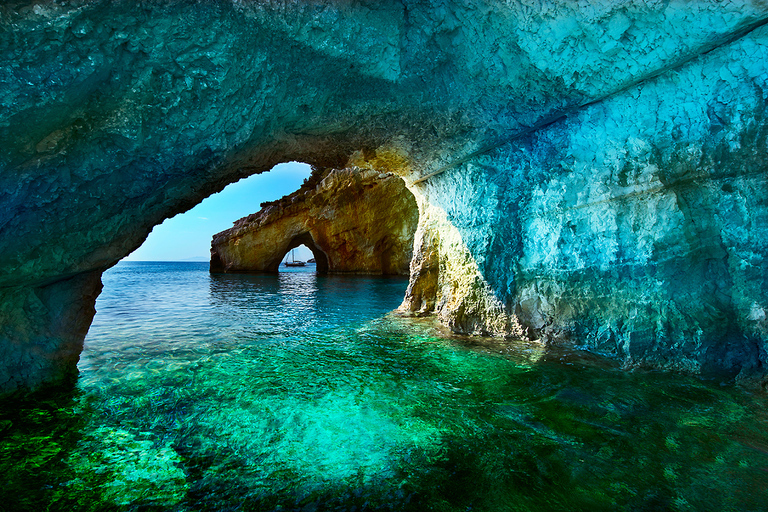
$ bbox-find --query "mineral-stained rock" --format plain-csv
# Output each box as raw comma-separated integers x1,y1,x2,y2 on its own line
210,167,417,275
1,1,768,393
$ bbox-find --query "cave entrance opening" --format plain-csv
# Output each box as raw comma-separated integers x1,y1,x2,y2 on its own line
279,235,329,273
123,162,313,263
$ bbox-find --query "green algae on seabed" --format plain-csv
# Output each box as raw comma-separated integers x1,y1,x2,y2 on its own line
1,316,768,511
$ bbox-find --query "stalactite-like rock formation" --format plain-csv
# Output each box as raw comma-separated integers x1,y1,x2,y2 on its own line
1,0,768,393
210,167,417,275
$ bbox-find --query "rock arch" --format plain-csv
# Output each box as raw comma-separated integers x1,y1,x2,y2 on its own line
210,168,417,276
210,231,331,273
2,1,768,393
281,233,330,273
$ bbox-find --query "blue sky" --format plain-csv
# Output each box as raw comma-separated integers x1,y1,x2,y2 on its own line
124,162,314,261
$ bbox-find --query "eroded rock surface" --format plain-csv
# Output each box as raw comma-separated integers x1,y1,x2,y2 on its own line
397,21,768,381
1,0,768,392
210,167,417,275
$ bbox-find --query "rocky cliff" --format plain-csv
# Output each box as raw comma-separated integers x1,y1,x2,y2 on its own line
210,167,417,275
1,0,767,393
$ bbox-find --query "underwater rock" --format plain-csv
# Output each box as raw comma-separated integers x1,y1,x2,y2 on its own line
210,167,418,275
64,427,189,507
1,0,768,392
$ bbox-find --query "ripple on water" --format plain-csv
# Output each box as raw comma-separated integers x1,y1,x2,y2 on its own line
1,262,767,511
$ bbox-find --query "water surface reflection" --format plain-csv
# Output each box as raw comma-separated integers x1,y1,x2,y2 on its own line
1,262,767,511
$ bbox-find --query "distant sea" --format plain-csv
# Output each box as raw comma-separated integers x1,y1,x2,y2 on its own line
2,261,768,511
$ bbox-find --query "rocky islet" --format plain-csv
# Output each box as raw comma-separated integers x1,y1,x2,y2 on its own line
210,166,418,275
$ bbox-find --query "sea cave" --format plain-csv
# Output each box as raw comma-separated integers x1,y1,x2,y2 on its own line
1,1,768,510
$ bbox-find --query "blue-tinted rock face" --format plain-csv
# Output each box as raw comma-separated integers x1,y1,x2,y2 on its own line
409,38,768,378
1,0,767,392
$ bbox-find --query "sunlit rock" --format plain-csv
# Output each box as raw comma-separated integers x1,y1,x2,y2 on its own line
1,0,768,392
210,167,417,275
401,25,768,380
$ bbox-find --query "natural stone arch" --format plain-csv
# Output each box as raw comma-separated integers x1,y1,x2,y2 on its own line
210,167,417,276
1,1,768,393
280,233,330,274
211,229,330,274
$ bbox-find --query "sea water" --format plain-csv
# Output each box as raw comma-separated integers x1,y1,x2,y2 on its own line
1,261,768,511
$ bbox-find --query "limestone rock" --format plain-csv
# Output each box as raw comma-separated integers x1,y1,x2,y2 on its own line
1,0,768,392
403,22,768,381
210,168,417,275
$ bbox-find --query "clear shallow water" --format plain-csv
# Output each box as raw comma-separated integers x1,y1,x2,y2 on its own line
2,262,768,511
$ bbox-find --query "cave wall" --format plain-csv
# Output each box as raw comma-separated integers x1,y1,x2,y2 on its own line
0,272,101,392
402,25,768,379
1,0,768,392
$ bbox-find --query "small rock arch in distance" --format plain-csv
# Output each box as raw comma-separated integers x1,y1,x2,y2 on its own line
278,232,330,273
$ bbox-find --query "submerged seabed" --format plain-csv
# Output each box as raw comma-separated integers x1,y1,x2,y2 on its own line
1,262,767,511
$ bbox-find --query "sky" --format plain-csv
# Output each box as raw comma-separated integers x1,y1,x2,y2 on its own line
123,162,315,262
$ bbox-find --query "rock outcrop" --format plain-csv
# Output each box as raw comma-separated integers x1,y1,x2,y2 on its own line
210,167,417,275
1,1,768,393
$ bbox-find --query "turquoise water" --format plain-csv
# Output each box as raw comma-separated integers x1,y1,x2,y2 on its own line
2,261,768,511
